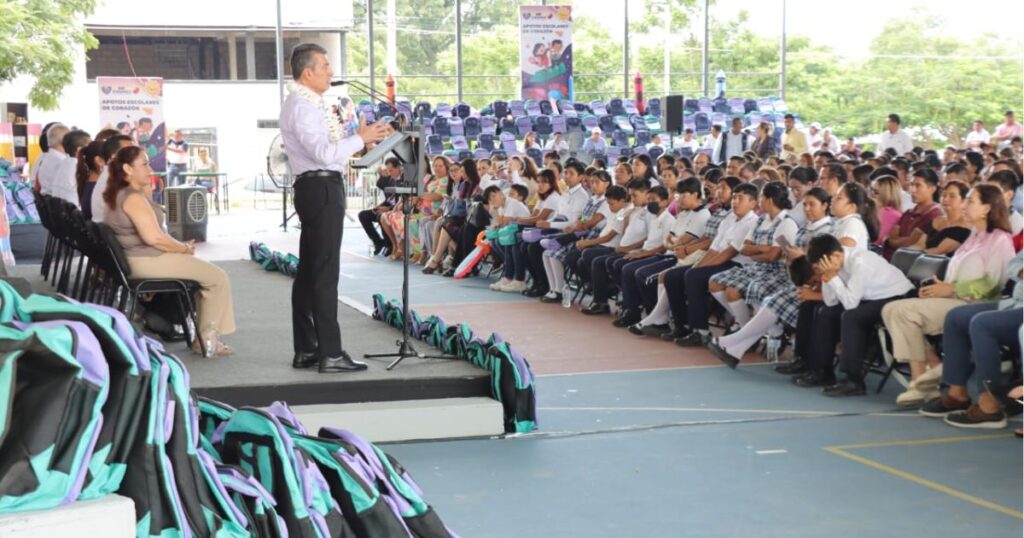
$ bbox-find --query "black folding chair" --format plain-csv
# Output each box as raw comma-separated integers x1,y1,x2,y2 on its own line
94,223,205,356
870,255,951,392
890,248,923,276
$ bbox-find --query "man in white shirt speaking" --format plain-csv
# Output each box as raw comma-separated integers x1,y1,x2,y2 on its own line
280,43,388,373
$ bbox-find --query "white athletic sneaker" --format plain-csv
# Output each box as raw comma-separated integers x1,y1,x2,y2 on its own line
490,278,511,291
500,280,527,293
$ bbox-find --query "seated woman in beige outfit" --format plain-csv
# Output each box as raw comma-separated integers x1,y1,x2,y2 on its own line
881,184,1015,406
103,146,236,356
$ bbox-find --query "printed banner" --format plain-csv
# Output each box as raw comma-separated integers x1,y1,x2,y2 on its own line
519,5,573,101
97,77,166,173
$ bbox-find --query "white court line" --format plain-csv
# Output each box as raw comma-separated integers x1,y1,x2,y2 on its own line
539,406,842,416
537,363,779,377
755,449,789,455
539,406,921,418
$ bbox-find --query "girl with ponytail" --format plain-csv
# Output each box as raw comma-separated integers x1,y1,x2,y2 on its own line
76,140,106,220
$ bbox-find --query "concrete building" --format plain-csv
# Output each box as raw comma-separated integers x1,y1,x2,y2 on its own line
0,0,354,192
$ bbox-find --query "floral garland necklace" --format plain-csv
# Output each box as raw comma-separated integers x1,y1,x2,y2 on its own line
288,81,344,142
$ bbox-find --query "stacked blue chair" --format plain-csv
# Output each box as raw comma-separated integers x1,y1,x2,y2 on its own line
694,112,712,134
448,116,464,137
480,116,497,135
612,130,629,147
415,102,432,123
538,100,553,116
455,102,471,119
499,132,519,155
551,115,568,134
608,97,625,116
525,100,542,117
432,116,450,138
464,116,481,138
427,135,444,155
613,115,634,133
492,100,509,119
435,102,452,117
515,116,533,138
623,99,639,116
510,100,526,117
649,146,664,161
535,115,553,138
635,130,651,147
598,115,616,134
451,136,470,154
647,97,662,117
477,134,495,152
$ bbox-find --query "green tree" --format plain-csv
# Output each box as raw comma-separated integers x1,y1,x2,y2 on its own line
0,0,98,109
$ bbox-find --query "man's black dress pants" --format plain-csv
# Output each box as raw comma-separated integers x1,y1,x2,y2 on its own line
292,175,345,357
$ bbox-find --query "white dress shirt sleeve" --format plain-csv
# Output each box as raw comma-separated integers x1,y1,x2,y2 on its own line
822,254,865,309
294,103,364,171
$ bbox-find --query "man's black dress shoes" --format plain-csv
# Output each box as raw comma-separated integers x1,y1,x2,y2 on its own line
319,351,369,373
292,351,320,369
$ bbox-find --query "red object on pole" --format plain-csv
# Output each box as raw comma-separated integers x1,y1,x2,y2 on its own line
385,74,396,106
634,71,645,115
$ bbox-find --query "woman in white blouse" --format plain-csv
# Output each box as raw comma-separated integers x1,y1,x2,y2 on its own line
830,182,877,252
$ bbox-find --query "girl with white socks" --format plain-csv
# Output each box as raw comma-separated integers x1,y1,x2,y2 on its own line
708,187,834,363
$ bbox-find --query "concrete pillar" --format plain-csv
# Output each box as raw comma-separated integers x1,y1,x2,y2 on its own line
245,31,256,80
227,34,238,81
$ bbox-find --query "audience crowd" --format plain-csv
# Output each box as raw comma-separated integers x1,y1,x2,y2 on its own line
359,110,1024,432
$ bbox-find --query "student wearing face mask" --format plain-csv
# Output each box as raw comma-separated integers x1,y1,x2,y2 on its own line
621,178,710,331
671,183,761,347
607,186,676,327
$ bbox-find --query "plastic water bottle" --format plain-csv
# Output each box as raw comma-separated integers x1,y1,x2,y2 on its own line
765,337,781,363
562,292,571,308
202,322,218,358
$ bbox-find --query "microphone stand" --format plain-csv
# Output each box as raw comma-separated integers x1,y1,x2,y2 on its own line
363,186,456,370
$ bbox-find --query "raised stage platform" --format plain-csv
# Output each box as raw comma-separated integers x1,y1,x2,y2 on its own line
11,260,492,409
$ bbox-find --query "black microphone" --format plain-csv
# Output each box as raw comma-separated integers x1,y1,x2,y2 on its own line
329,80,349,87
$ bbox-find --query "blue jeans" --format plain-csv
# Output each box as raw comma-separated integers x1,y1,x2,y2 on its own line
942,302,1022,392
167,163,187,187
501,243,525,281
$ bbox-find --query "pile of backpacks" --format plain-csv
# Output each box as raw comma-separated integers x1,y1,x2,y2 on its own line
249,241,299,278
0,280,455,537
2,177,40,224
371,293,538,434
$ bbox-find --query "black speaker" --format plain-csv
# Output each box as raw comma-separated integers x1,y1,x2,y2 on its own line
665,95,683,133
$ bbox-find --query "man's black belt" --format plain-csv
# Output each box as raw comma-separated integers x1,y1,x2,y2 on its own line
296,170,342,183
